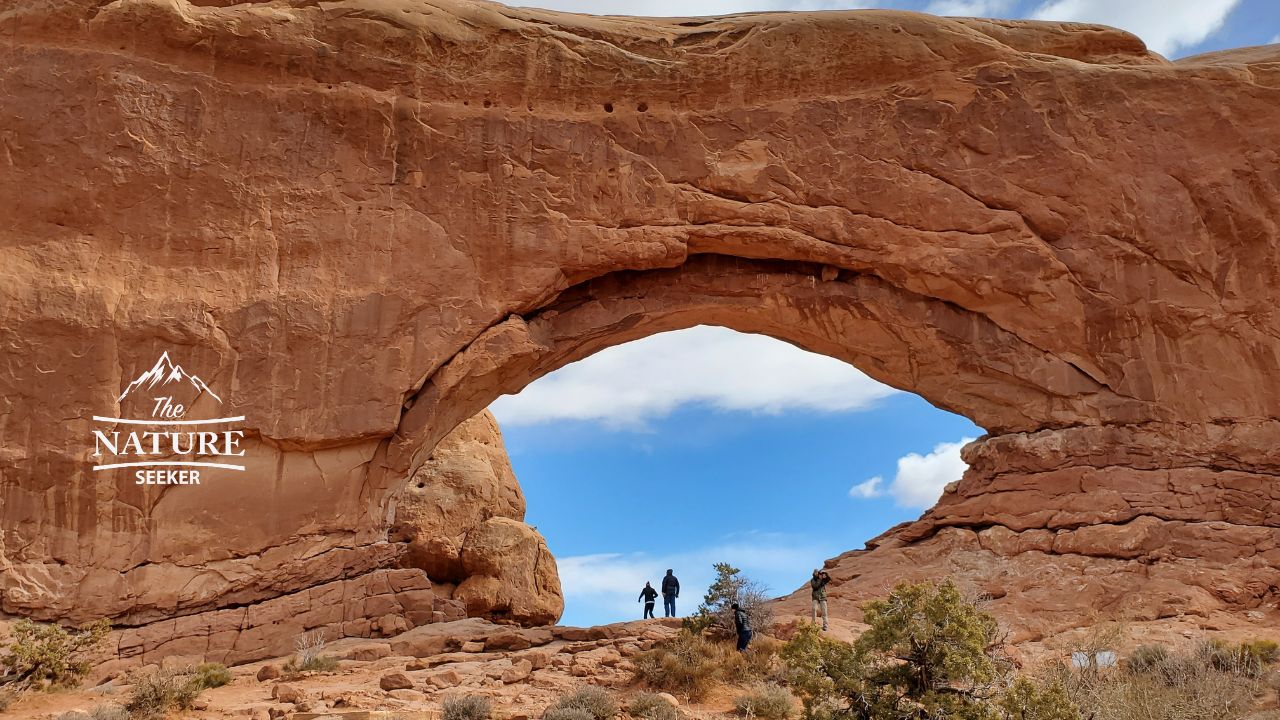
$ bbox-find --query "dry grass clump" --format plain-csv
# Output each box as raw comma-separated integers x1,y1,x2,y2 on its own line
734,684,795,720
124,669,202,720
548,686,619,720
1051,639,1276,720
443,695,493,720
632,630,780,701
282,630,340,676
628,692,678,720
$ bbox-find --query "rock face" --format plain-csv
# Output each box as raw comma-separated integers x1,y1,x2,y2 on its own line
1,0,1279,662
390,410,564,624
455,517,564,626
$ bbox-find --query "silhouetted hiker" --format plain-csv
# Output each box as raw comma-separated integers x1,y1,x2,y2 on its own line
732,601,752,652
639,582,659,619
811,568,831,631
661,568,680,617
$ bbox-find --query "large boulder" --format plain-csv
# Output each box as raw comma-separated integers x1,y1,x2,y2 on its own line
455,518,564,626
390,409,527,583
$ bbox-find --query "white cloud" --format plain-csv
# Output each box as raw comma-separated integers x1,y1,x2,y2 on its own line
1030,0,1240,56
924,0,1014,17
852,437,975,509
556,532,835,625
514,0,869,16
1270,34,1280,45
848,475,884,499
489,325,898,428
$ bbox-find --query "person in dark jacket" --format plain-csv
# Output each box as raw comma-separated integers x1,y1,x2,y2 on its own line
731,602,752,652
639,582,659,619
811,569,831,631
661,569,680,617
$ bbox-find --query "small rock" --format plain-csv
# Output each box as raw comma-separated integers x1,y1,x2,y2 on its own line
272,682,305,703
380,671,416,691
390,688,427,701
406,658,431,671
461,640,485,653
501,659,533,683
256,664,282,682
658,693,680,707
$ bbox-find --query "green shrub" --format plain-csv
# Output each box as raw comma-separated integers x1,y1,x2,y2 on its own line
0,618,111,690
684,563,773,639
734,684,795,720
1239,638,1280,664
1195,639,1268,678
190,662,232,689
551,687,618,720
998,677,1078,720
780,580,1008,720
124,669,202,720
1125,645,1171,674
629,692,678,720
444,695,493,720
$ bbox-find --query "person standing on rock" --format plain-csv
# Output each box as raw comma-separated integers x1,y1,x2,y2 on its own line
661,569,680,617
811,568,831,631
732,601,752,652
639,581,659,619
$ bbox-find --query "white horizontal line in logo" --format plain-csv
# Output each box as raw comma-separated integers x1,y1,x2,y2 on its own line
91,415,246,426
92,461,247,472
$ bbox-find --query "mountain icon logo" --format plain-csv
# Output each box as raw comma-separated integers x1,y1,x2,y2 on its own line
117,351,223,404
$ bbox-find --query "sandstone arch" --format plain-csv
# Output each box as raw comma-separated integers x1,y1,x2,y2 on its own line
2,0,1279,663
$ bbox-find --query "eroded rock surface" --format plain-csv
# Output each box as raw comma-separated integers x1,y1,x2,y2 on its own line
390,410,563,624
2,0,1279,663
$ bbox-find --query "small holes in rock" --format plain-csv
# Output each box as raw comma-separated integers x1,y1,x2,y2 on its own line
417,482,426,489
637,102,648,113
483,99,492,108
603,102,614,113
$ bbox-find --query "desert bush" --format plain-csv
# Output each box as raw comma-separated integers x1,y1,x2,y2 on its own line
57,709,128,720
190,662,232,689
1125,645,1171,674
734,684,796,720
0,618,111,691
684,564,773,638
1194,638,1278,678
1051,641,1265,720
629,692,678,720
283,630,340,674
444,695,493,720
634,630,766,700
781,580,1009,720
87,706,129,720
124,669,202,720
998,677,1078,720
546,708,596,720
551,686,618,720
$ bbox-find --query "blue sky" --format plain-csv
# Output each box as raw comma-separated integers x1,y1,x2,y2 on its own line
490,327,981,626
513,0,1279,59
488,1,1279,626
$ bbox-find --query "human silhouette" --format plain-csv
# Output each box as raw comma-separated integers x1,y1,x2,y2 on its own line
638,581,658,619
661,568,680,617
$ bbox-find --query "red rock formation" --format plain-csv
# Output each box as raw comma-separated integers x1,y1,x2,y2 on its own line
390,410,563,624
1,0,1278,661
